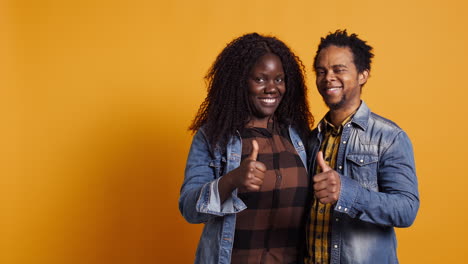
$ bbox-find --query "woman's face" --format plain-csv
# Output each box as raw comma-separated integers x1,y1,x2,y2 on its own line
247,53,286,127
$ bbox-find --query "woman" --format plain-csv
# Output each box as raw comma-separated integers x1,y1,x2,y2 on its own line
179,33,314,264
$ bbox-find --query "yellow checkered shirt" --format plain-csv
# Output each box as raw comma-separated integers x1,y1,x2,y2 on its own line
305,114,354,264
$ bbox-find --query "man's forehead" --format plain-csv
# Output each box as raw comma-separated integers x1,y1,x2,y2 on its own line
316,48,354,65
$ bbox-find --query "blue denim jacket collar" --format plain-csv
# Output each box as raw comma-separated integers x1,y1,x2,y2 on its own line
350,100,369,130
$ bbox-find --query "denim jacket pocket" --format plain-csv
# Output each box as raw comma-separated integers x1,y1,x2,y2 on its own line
209,156,226,179
346,154,379,191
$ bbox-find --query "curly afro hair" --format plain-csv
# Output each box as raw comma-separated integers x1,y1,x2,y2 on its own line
190,33,314,149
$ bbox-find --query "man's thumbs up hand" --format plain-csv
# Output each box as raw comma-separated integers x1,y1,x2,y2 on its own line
313,151,341,204
316,150,331,172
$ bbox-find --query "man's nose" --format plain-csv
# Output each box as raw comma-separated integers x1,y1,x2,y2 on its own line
325,70,336,81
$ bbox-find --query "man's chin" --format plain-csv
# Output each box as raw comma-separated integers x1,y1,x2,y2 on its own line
325,101,343,110
324,96,346,110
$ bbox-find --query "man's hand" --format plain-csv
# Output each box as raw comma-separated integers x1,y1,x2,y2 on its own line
313,151,341,204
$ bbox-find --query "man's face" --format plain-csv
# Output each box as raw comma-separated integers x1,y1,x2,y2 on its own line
315,45,368,111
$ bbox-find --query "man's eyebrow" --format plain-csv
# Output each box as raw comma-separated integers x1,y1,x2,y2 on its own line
314,64,348,69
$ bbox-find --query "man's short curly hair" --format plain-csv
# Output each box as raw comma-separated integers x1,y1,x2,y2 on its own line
314,29,374,73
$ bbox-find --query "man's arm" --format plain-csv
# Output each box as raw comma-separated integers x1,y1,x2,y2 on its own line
314,131,420,227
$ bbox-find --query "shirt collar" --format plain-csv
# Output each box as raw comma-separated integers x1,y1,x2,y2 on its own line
317,100,371,133
322,111,355,136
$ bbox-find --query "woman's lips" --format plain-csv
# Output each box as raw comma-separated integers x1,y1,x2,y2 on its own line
258,97,279,105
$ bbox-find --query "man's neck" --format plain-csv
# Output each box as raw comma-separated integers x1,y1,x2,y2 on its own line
327,103,361,127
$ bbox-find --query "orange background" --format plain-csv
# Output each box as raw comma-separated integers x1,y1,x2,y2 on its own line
2,0,466,263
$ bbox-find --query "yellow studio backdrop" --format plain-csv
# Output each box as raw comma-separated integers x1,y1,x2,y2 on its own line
1,0,466,263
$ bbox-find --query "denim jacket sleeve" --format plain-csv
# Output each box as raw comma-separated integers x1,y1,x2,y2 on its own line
179,129,247,224
334,130,420,227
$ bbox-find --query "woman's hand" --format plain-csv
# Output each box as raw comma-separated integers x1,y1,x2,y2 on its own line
219,140,266,201
233,139,266,192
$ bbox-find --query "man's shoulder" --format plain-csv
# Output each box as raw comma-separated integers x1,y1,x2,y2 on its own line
368,111,402,132
362,111,409,149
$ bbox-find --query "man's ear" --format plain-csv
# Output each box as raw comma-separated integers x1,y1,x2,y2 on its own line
358,70,369,85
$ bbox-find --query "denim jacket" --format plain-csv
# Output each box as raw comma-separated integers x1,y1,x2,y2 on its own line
179,126,307,264
307,101,419,264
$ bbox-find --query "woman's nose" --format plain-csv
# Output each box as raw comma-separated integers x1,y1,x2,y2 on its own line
264,80,277,93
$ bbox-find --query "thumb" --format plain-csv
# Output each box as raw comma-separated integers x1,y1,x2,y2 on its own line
249,139,259,161
316,151,331,172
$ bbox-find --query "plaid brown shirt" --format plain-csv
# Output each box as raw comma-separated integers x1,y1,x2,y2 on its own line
231,122,309,264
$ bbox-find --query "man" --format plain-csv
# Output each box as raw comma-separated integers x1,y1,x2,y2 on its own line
305,30,419,264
